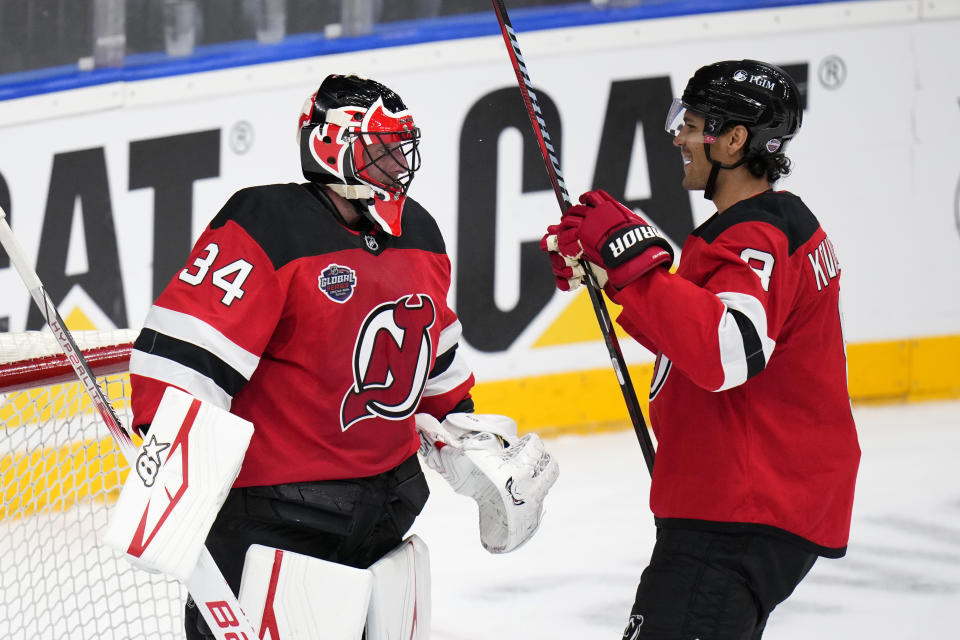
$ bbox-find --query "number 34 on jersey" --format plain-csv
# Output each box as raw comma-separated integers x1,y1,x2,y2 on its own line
179,242,254,306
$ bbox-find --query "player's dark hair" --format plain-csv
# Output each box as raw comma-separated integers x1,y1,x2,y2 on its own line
720,121,793,183
746,152,792,183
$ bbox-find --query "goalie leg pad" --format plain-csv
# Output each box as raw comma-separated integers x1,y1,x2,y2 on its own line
366,535,431,640
235,537,429,640
238,544,373,640
103,386,254,582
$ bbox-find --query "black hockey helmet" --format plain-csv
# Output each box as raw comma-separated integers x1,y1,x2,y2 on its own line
297,74,421,236
666,59,802,156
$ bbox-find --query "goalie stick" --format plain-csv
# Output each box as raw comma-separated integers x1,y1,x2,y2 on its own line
490,0,656,475
0,207,259,640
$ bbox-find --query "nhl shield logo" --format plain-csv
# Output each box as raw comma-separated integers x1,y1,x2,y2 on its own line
318,264,358,303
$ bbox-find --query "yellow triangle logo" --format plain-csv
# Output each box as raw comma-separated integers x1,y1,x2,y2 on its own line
533,288,630,347
63,306,98,331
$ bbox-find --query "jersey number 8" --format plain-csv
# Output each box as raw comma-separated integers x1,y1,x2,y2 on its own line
179,243,253,306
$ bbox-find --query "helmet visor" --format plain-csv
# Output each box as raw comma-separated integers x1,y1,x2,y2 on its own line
664,98,687,137
665,98,714,143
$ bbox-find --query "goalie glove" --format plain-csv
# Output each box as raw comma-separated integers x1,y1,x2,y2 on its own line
416,413,559,554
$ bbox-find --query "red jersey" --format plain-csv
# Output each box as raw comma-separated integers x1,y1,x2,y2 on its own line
615,191,860,557
130,184,475,486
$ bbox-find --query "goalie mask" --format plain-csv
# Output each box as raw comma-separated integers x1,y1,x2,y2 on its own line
297,74,421,236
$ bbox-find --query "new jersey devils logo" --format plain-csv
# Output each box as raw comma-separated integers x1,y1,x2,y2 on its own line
340,294,436,430
649,352,673,402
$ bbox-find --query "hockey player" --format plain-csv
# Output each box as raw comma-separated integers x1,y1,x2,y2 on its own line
542,60,860,638
129,74,558,639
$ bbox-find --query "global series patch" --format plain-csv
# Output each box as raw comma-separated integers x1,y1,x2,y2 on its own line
318,264,357,303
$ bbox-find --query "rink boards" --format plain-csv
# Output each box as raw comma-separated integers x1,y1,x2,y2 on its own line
0,0,958,435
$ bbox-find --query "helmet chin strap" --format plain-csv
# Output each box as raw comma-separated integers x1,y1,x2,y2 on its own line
327,183,375,201
702,142,747,201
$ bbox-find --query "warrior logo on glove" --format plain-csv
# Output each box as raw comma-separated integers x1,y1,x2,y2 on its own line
604,225,667,265
341,294,436,430
541,190,674,296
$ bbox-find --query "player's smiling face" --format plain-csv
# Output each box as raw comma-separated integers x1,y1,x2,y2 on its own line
672,110,710,191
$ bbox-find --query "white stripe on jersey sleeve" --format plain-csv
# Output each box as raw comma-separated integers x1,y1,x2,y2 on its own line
436,319,463,356
129,350,233,410
422,319,471,398
713,291,776,392
144,305,261,380
422,349,472,398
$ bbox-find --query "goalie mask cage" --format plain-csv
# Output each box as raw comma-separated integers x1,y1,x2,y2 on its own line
0,329,186,639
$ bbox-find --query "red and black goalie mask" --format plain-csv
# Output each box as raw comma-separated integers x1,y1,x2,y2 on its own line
298,75,421,236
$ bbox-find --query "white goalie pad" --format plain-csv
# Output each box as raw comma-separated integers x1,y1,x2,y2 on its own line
416,413,560,553
236,536,428,640
239,545,374,640
367,535,431,640
103,386,253,582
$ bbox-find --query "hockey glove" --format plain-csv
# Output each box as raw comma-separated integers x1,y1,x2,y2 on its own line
416,413,559,554
540,228,611,292
543,190,674,296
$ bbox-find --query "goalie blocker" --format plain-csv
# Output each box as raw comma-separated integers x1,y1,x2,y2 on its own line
104,386,253,582
103,387,258,639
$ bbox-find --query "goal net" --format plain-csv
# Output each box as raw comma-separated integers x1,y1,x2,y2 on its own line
0,329,186,639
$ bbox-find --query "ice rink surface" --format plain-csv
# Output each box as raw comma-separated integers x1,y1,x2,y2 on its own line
9,399,956,638
413,400,960,639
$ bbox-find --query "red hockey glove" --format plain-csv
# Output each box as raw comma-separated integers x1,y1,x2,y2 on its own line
553,190,673,294
541,226,611,292
542,224,586,291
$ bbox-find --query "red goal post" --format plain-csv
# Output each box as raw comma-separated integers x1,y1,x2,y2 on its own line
0,329,185,638
0,329,134,392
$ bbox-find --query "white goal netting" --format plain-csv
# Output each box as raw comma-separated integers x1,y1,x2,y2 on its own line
0,330,186,639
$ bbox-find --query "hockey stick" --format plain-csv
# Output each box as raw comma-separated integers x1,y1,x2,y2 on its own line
490,0,656,475
0,207,258,640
